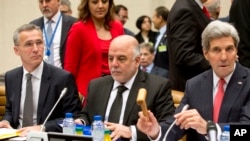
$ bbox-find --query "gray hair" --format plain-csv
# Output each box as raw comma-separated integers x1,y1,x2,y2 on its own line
13,24,42,46
205,0,220,19
133,45,140,60
202,20,239,51
139,42,155,54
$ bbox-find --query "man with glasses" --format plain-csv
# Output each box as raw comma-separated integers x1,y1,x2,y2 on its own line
115,4,134,36
0,24,81,136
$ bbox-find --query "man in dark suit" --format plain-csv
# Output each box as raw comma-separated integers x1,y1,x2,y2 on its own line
30,0,76,68
75,35,175,141
0,24,81,136
230,0,250,68
152,6,170,70
139,42,168,78
167,0,211,91
137,21,250,141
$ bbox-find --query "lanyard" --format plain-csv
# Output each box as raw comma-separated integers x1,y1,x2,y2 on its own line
43,14,62,57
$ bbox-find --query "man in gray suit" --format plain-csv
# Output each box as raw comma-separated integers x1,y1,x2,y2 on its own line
0,24,81,136
75,35,175,141
30,0,76,68
139,42,168,78
137,21,250,141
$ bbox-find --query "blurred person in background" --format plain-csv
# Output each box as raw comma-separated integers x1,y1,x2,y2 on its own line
60,0,72,16
115,4,134,36
134,15,158,45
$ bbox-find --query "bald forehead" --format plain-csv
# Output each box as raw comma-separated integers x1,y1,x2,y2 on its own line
110,35,138,49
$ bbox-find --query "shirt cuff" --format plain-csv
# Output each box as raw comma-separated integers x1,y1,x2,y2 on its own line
130,125,137,141
148,126,162,141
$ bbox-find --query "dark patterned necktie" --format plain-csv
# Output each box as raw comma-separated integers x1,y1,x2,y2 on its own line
108,85,128,123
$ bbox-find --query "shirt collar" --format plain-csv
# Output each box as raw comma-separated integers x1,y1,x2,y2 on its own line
159,25,167,35
113,69,138,90
195,0,204,9
23,61,44,80
213,63,236,89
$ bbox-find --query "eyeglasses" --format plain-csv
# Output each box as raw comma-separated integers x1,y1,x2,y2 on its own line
17,40,44,48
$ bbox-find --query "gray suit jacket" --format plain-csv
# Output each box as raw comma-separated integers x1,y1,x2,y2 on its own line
78,69,175,141
30,13,76,68
3,62,81,132
161,63,250,141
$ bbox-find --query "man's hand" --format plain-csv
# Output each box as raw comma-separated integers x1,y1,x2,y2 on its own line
174,109,207,134
17,125,42,137
0,120,12,128
136,110,160,139
105,121,131,141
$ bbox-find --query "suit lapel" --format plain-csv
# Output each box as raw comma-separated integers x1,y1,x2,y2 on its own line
60,14,69,48
101,77,114,117
219,63,247,122
123,70,146,124
13,68,23,125
201,71,214,120
37,62,51,123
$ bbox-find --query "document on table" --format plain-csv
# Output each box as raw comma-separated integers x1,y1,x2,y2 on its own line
0,128,18,140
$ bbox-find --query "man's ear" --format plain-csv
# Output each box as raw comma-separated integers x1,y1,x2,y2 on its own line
203,48,208,60
14,46,20,56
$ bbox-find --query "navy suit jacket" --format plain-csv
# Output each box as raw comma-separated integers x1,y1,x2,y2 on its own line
167,0,211,91
161,63,250,141
78,69,175,141
3,62,81,132
30,13,76,68
150,65,168,78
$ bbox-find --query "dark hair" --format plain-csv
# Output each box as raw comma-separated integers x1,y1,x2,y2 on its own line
114,4,127,14
136,15,151,30
155,6,169,21
78,0,115,30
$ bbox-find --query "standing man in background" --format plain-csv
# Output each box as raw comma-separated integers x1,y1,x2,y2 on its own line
30,0,76,68
60,0,72,16
152,6,170,71
115,4,134,36
230,0,250,68
167,0,211,91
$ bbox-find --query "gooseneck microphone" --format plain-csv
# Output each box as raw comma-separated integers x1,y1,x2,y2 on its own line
163,104,189,141
40,87,68,131
207,121,218,141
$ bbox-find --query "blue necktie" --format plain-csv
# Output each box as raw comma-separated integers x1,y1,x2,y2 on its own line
47,20,54,65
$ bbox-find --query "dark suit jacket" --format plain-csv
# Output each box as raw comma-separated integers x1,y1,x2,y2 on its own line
30,13,76,68
150,65,168,78
3,62,81,132
78,70,175,141
134,30,158,45
154,30,169,70
167,0,211,91
229,0,250,68
161,63,250,141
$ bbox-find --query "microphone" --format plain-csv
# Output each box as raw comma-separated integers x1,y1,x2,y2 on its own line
162,104,189,141
207,121,218,141
40,87,68,131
